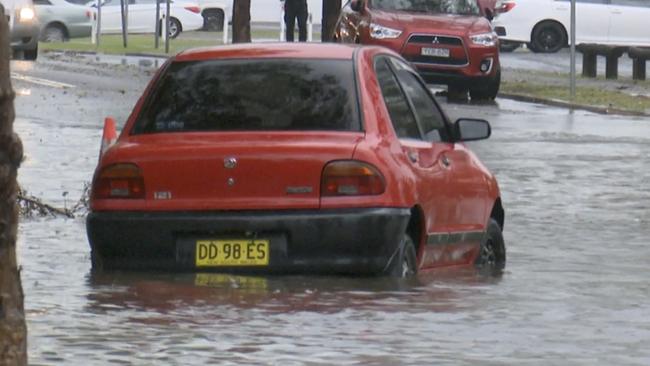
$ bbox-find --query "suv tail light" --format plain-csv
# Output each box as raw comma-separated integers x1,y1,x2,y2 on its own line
94,164,145,199
321,161,385,196
498,2,516,13
184,6,201,13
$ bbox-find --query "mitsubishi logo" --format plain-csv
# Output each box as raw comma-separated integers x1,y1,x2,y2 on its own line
432,36,440,44
224,157,237,169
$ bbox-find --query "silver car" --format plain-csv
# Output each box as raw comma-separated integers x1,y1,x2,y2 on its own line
1,0,40,60
35,0,93,42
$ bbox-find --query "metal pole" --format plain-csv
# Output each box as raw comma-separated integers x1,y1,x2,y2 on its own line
155,0,160,48
96,0,101,48
165,0,170,53
120,0,127,47
570,0,576,102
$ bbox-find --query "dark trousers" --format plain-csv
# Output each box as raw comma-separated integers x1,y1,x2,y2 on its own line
285,0,308,42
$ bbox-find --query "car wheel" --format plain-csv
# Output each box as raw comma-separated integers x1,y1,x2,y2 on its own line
475,218,506,273
470,68,501,101
386,233,417,277
168,17,182,39
23,45,38,61
530,21,566,53
499,40,521,53
41,24,67,43
203,9,224,31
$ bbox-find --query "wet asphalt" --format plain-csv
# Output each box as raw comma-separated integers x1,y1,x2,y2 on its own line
12,53,650,365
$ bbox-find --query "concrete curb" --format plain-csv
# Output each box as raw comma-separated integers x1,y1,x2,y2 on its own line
498,92,650,117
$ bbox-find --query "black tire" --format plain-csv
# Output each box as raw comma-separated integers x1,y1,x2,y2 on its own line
202,9,224,31
530,21,566,53
40,24,67,42
475,218,506,273
168,17,182,39
470,68,501,101
23,45,38,61
386,233,417,277
499,40,521,53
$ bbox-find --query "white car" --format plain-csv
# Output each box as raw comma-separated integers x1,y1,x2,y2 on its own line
194,0,229,31
93,0,204,38
2,0,40,59
493,0,650,53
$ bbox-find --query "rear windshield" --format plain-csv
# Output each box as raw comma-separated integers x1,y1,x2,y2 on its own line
132,58,361,134
371,0,480,16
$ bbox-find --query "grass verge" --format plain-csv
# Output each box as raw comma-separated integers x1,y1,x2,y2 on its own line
501,79,650,115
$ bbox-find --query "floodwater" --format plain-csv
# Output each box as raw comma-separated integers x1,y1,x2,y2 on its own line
12,56,650,365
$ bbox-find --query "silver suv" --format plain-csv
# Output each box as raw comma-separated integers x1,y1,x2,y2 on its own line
2,0,40,60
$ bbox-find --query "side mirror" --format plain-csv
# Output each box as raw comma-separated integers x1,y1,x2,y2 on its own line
484,9,494,21
454,118,491,142
350,0,365,13
99,116,118,158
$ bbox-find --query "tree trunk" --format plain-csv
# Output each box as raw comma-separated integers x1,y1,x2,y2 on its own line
321,0,342,42
231,0,251,43
0,4,27,366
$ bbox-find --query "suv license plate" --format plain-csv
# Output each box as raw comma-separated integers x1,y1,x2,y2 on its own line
421,47,450,58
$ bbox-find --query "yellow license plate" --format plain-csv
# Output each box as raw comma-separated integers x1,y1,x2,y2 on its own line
196,239,269,266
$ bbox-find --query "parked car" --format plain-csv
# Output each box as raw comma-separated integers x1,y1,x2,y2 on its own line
34,0,93,42
1,0,40,60
86,43,506,276
493,0,650,53
334,0,501,100
92,0,203,38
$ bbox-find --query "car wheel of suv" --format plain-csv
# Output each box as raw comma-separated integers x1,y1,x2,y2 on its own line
387,233,417,277
41,24,67,42
475,218,506,274
23,45,38,61
168,17,182,39
203,9,224,31
530,21,566,53
470,68,501,101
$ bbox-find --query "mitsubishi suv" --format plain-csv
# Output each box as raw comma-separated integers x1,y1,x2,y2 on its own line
335,0,500,100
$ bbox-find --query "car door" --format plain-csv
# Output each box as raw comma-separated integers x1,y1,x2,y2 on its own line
554,0,611,44
127,0,155,33
374,56,458,269
608,0,650,46
98,0,124,33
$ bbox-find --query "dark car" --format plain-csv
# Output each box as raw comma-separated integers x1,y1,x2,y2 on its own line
334,0,501,100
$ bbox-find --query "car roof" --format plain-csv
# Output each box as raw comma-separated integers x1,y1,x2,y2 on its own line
174,43,361,62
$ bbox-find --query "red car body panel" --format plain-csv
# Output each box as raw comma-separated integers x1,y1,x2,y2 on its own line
88,43,503,274
335,0,500,89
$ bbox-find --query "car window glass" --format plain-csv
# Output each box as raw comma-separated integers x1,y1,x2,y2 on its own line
610,0,649,6
389,59,446,142
555,0,608,3
371,0,480,16
374,58,421,140
133,59,361,134
33,0,51,5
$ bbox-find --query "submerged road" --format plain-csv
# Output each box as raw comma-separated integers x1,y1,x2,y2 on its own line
13,54,650,365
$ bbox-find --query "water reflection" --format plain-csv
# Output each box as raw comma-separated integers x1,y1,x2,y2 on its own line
85,269,502,317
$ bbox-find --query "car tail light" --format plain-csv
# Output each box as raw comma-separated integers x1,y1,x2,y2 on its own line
498,2,516,13
94,163,145,199
85,10,92,19
184,6,201,13
321,161,385,196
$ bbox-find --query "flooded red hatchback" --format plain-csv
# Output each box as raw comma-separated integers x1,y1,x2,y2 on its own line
87,43,505,276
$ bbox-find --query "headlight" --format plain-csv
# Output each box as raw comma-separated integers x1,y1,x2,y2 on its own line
369,23,402,39
470,32,498,47
19,7,35,22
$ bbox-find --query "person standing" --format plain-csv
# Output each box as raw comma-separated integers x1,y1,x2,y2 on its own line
284,0,308,42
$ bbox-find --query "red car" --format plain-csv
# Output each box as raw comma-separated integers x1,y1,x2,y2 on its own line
334,0,501,100
86,43,506,277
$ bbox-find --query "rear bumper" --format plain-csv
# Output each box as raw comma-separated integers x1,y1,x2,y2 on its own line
10,22,39,51
87,208,411,275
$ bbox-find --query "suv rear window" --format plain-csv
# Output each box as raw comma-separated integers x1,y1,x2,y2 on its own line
132,59,361,134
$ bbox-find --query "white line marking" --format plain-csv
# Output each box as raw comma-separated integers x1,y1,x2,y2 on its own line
10,72,76,89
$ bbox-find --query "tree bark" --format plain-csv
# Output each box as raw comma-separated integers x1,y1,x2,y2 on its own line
321,0,342,42
232,0,251,43
0,4,27,366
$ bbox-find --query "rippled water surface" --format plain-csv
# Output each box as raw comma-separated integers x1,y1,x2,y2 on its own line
16,85,650,365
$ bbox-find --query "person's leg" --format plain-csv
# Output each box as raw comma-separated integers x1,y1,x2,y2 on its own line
285,4,296,42
297,3,308,42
